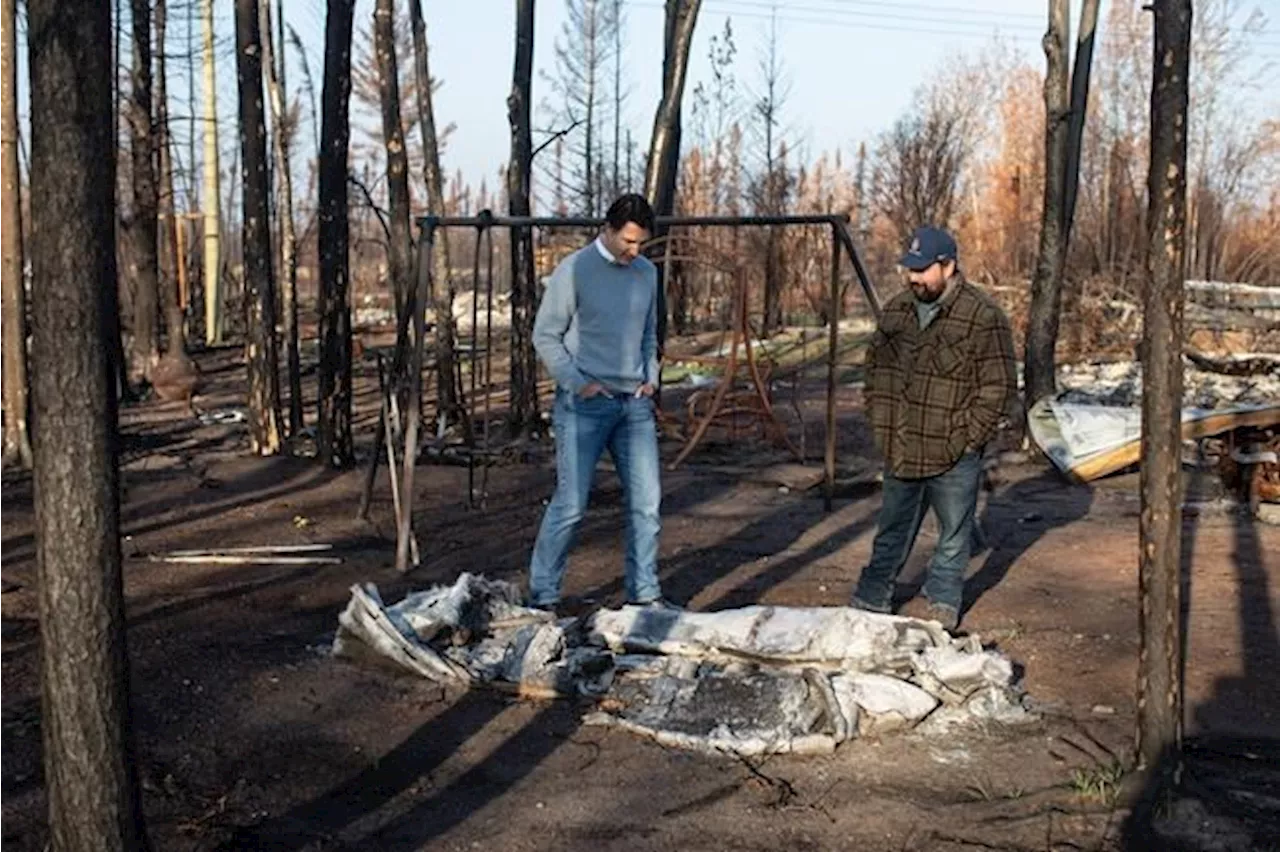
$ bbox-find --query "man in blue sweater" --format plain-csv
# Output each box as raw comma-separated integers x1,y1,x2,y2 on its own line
528,194,672,611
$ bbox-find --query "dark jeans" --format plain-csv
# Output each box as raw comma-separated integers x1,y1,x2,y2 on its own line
853,451,981,613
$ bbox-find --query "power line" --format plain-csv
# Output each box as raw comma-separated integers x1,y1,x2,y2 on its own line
632,1,1040,42
814,0,1043,21
636,0,1280,50
700,0,1045,32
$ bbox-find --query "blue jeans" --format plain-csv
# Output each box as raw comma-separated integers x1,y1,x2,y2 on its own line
853,452,981,613
529,388,663,606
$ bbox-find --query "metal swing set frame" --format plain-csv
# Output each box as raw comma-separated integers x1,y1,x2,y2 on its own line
373,212,882,574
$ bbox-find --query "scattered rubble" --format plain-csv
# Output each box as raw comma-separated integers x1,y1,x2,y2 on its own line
1030,357,1280,483
1056,356,1280,410
334,573,1035,756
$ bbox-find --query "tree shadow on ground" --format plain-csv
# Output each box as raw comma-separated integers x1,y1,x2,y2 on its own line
1122,503,1280,850
962,470,1095,614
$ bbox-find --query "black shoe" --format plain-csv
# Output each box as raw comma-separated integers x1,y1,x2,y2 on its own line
849,595,891,615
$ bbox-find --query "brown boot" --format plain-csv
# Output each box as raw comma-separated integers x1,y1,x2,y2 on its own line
897,597,960,632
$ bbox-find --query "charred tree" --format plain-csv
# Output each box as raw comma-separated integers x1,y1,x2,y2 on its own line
27,0,152,846
127,0,159,386
261,0,303,434
644,0,700,348
1024,0,1073,408
234,0,284,454
374,0,414,321
154,0,195,407
406,0,465,429
1136,0,1191,774
317,0,356,467
506,0,538,435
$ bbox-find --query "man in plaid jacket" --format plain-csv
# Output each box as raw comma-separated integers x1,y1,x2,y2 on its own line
851,226,1017,631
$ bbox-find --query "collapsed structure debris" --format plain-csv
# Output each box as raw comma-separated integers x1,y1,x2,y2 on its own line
334,573,1034,756
1029,356,1280,486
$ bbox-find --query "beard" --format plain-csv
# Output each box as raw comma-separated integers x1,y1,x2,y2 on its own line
911,283,943,303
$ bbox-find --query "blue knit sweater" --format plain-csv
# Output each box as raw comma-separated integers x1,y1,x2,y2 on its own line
533,240,659,394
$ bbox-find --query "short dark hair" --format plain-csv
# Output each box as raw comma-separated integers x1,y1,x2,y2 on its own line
604,193,655,233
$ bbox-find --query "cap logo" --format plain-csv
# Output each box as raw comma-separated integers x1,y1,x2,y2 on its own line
910,237,920,252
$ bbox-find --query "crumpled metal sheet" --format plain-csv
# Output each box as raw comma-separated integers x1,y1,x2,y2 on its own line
333,575,1035,756
585,657,845,755
589,604,951,669
333,573,612,696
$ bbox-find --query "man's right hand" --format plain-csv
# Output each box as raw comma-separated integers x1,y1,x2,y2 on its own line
578,382,606,398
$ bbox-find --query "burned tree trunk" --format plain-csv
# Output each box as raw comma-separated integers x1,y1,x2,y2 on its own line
407,0,464,429
506,0,537,435
260,0,303,435
644,0,699,218
375,0,414,322
317,0,355,468
1026,0,1101,404
1058,0,1101,361
155,0,190,367
27,0,152,847
1061,0,1101,245
1136,0,1191,773
127,0,159,386
643,0,700,350
1,0,31,467
234,0,283,454
1023,0,1071,409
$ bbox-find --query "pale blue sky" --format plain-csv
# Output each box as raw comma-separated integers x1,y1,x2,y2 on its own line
13,0,1280,210
291,0,1280,193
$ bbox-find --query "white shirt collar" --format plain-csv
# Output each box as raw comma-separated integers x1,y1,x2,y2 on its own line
594,236,618,264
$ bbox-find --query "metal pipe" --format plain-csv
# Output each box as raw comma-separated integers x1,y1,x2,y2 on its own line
825,224,841,513
396,226,433,573
468,222,483,508
357,352,386,521
418,212,852,229
481,224,496,507
832,218,883,320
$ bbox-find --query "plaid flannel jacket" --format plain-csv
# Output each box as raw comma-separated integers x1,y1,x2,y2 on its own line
865,276,1017,479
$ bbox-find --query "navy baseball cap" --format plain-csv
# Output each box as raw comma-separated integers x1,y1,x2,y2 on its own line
898,226,957,271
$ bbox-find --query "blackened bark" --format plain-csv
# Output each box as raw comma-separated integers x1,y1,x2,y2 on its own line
127,0,159,385
317,0,355,467
155,0,190,362
260,0,303,435
235,0,283,454
1023,0,1071,408
506,0,538,435
27,0,152,845
643,0,700,350
405,0,464,428
374,0,413,320
1136,0,1191,773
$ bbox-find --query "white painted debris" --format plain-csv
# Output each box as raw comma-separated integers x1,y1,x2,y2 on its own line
911,645,1014,704
334,584,468,682
334,574,612,695
1028,358,1280,481
831,673,938,734
1056,358,1280,410
589,604,948,667
197,408,248,426
334,574,1034,756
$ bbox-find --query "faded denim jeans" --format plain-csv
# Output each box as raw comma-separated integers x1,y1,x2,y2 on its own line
853,451,982,613
529,388,663,606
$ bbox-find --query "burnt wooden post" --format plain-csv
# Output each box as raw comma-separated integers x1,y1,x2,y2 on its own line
1136,0,1192,773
